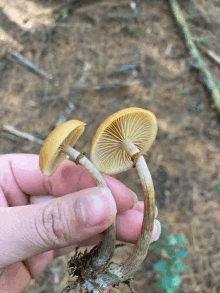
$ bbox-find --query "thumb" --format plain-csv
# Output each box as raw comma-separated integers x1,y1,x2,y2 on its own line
0,187,116,270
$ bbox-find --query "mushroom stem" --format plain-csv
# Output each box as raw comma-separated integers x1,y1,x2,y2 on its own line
63,145,116,267
64,145,106,187
110,139,155,281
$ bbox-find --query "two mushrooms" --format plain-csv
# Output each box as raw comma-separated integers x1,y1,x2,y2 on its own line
39,107,157,292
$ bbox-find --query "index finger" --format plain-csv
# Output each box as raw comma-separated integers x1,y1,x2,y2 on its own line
0,154,135,212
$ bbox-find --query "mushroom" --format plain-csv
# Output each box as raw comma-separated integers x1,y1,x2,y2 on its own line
39,120,116,267
90,107,157,282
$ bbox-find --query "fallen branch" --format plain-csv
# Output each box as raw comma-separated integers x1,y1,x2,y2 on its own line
169,0,220,113
6,49,53,80
2,125,44,145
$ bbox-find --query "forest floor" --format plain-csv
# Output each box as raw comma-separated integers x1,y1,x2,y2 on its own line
0,0,220,292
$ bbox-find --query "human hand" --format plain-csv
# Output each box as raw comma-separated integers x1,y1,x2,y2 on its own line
0,154,161,292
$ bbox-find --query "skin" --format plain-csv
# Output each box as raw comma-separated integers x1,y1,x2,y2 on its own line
0,154,160,292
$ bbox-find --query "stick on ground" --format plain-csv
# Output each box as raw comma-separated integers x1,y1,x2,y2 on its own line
196,42,220,67
169,0,220,114
7,49,53,80
43,80,141,103
2,125,44,145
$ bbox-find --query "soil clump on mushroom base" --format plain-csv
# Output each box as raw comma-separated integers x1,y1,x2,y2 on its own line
0,0,220,292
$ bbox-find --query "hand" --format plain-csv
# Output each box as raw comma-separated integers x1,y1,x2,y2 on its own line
0,154,161,292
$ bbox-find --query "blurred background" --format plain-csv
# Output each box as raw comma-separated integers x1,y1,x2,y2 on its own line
0,0,220,292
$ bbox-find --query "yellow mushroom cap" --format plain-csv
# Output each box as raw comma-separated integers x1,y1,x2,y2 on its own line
39,120,85,177
90,107,157,175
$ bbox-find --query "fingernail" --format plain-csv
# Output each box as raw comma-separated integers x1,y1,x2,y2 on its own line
76,187,117,227
130,190,138,210
152,219,161,242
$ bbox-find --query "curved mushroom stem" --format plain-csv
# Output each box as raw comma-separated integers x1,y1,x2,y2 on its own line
109,139,155,281
63,145,116,267
64,145,106,187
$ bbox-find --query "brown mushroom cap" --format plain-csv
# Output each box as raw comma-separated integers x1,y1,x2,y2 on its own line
39,120,85,177
90,107,157,175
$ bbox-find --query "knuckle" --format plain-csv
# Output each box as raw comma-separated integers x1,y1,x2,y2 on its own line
37,202,69,247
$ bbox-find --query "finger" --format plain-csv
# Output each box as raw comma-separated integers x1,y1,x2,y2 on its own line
30,179,136,215
103,176,137,214
116,210,161,243
0,262,31,292
30,195,56,204
0,154,135,214
0,187,116,269
54,206,160,259
134,202,159,218
53,234,103,258
25,247,83,278
23,251,54,278
134,201,144,212
130,190,138,209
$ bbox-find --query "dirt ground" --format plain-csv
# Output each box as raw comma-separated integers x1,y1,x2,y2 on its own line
0,0,220,292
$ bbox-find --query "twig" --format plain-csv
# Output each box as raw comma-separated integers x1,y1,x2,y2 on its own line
54,102,75,127
78,61,91,84
51,23,92,28
2,125,44,145
164,43,173,56
43,80,141,103
53,0,102,14
0,132,24,142
196,42,220,66
6,49,53,80
169,0,220,113
100,1,134,7
116,64,137,72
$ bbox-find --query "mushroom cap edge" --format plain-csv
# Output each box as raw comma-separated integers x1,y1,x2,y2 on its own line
39,120,85,177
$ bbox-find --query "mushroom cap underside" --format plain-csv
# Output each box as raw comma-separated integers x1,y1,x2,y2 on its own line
90,107,157,175
39,120,85,177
